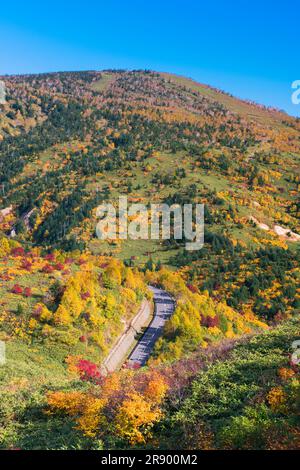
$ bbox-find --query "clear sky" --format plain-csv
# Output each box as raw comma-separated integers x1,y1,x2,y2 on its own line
0,0,299,116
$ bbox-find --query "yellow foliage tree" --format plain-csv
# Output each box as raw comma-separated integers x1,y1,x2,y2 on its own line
114,392,162,445
53,304,72,325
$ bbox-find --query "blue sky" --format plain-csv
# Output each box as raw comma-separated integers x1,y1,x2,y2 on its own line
0,0,299,116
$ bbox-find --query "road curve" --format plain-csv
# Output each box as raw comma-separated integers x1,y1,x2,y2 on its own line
127,286,175,367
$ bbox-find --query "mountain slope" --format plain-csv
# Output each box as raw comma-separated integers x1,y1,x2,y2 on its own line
0,69,299,451
0,69,299,322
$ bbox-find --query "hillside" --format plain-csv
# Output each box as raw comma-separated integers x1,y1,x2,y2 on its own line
0,70,299,320
0,70,299,450
156,317,300,450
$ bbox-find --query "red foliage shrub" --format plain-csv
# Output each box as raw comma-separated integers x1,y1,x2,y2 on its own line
187,284,198,293
42,264,54,273
11,284,23,294
54,263,64,271
24,287,32,297
200,314,219,328
11,247,25,257
76,359,102,384
44,253,55,262
21,259,32,271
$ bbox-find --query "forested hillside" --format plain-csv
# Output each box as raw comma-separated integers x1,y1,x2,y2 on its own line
0,70,299,450
0,70,299,321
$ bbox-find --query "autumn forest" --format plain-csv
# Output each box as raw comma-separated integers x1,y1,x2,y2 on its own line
0,70,299,450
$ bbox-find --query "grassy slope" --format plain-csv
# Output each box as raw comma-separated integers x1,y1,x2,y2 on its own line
90,72,116,92
160,72,297,129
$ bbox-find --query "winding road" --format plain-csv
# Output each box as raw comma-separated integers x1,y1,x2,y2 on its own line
127,286,175,367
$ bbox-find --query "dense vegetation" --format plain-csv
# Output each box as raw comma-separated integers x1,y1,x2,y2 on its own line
157,318,299,450
0,70,299,450
1,315,298,449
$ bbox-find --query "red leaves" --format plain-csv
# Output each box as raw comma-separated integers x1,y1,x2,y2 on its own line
76,359,102,384
42,254,65,272
11,247,25,257
187,284,198,293
11,284,23,294
42,264,54,273
77,258,87,266
54,263,64,271
21,259,32,271
12,284,32,297
44,253,55,262
200,314,219,328
99,263,108,269
24,287,32,297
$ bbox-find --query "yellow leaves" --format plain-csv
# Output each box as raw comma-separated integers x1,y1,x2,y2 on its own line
28,318,38,331
143,373,168,402
100,371,122,398
115,392,162,445
104,259,122,286
76,397,107,437
46,369,168,445
90,331,107,350
38,259,148,352
48,387,163,443
148,269,268,364
101,292,117,319
62,286,83,318
267,387,287,413
0,237,10,257
53,304,72,325
123,268,137,290
86,303,104,328
278,368,296,381
53,270,96,324
1,243,148,359
259,237,288,250
47,391,104,438
121,287,137,304
225,326,235,339
65,355,83,376
208,326,222,336
42,324,54,338
36,303,52,322
6,377,29,394
46,391,86,416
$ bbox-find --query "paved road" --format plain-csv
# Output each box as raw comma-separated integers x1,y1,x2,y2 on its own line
127,286,175,367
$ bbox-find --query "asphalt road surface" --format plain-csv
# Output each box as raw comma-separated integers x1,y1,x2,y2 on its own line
127,286,175,367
